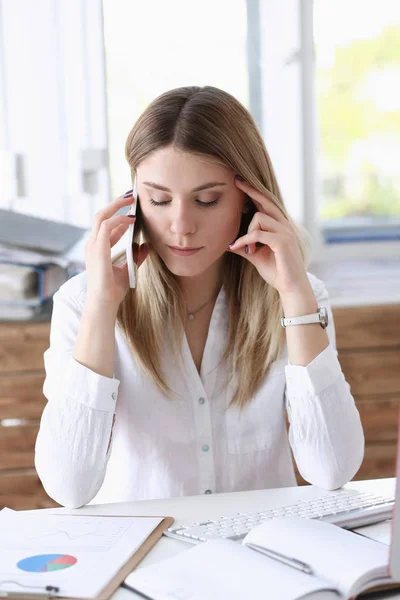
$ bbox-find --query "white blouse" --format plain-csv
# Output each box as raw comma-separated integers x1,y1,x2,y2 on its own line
35,271,365,509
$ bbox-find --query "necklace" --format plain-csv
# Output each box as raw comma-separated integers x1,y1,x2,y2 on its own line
186,295,216,321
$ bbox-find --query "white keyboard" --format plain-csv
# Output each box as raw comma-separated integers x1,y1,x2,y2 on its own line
164,489,394,544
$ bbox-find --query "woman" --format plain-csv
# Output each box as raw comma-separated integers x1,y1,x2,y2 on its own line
35,85,364,509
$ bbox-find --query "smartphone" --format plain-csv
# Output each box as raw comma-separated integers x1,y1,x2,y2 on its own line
126,175,138,288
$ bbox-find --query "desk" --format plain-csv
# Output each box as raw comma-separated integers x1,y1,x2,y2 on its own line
32,478,398,599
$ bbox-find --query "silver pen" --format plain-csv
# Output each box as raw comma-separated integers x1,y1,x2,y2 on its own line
246,542,314,575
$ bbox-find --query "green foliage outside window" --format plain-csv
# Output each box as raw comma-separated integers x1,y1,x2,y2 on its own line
317,25,400,219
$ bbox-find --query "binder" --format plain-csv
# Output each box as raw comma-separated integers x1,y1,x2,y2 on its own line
0,514,174,600
0,261,68,306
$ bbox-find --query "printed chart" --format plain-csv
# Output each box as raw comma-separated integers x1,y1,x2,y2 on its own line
17,554,77,572
0,513,164,599
4,516,134,552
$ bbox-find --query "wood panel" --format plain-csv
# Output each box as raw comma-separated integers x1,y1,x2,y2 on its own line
356,396,400,443
354,443,397,481
0,423,39,470
0,321,54,510
0,469,59,510
0,305,399,509
0,373,46,419
333,304,400,350
0,322,50,373
339,349,400,396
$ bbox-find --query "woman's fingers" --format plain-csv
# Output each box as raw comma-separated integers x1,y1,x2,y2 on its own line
109,220,134,248
86,214,135,261
97,214,136,247
92,192,134,239
83,190,142,310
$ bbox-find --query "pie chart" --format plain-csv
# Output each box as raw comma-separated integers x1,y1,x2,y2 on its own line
17,554,77,572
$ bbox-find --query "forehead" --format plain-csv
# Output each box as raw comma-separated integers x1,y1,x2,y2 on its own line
137,146,230,183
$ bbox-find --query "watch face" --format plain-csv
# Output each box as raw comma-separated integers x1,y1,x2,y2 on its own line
318,307,328,328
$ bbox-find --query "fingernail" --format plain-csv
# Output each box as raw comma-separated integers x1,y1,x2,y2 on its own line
127,215,136,218
236,175,244,181
229,241,236,247
124,190,133,197
245,245,249,254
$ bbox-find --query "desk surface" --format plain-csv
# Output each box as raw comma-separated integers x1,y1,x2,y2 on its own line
35,478,397,600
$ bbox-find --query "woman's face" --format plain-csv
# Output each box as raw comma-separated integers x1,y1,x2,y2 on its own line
136,146,247,278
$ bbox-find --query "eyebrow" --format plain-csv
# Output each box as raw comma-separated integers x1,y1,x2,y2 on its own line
142,181,227,193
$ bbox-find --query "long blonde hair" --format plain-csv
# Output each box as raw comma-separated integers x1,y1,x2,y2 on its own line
114,85,312,409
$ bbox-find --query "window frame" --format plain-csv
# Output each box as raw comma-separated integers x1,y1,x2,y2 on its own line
253,0,400,263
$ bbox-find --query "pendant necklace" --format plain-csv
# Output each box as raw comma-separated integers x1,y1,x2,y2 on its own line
186,296,215,321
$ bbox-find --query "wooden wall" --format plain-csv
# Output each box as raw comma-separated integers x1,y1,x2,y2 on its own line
0,322,58,509
1,303,399,508
333,304,400,480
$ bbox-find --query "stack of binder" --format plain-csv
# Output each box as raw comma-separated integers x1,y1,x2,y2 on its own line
0,261,70,320
0,209,87,320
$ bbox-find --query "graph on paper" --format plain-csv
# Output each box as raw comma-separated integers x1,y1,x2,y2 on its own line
3,516,135,553
17,553,78,572
0,510,164,599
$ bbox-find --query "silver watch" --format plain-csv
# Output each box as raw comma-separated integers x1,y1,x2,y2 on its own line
281,307,328,329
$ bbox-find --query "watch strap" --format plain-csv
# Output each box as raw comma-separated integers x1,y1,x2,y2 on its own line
281,307,328,329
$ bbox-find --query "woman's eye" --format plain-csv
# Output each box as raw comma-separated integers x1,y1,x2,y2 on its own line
201,200,219,207
149,199,170,206
149,198,219,208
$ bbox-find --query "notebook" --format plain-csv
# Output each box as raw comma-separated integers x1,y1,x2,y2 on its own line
123,418,400,600
124,516,395,599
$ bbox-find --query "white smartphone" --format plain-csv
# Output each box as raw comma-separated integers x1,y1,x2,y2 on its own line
126,175,138,288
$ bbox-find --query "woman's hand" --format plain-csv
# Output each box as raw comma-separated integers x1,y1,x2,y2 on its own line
227,177,310,296
84,190,148,312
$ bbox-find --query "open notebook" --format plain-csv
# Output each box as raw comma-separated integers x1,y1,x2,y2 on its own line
124,419,400,600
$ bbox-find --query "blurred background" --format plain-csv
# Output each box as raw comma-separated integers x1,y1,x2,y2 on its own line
0,0,399,509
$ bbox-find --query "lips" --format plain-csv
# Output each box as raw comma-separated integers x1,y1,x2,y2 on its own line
169,246,201,251
168,246,203,256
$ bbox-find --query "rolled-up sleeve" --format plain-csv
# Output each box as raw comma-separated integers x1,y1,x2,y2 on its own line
35,280,120,509
285,275,365,490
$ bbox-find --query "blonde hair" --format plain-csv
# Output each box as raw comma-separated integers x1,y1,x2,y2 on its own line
114,85,312,410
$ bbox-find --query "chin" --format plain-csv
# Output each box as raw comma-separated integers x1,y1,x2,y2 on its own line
159,254,210,276
165,262,208,277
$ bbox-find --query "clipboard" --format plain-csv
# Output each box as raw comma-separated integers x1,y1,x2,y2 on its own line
1,514,174,600
85,515,174,600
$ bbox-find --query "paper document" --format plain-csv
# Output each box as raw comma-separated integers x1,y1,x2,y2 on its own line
0,509,162,599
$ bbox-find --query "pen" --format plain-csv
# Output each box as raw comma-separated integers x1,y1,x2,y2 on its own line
246,542,314,575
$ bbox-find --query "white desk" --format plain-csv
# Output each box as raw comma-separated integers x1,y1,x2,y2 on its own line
35,478,398,599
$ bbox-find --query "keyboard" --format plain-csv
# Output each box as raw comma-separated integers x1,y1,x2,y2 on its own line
164,489,395,544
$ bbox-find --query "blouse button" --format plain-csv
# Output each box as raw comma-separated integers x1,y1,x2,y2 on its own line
111,393,117,400
198,397,205,405
204,489,212,494
202,445,209,452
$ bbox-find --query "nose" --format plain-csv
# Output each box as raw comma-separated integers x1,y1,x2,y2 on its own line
169,200,196,236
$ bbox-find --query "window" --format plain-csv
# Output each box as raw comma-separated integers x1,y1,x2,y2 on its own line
0,0,109,229
102,0,249,201
314,0,400,245
100,0,400,262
